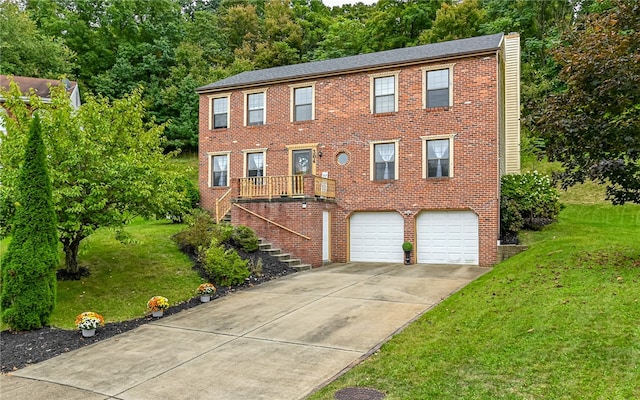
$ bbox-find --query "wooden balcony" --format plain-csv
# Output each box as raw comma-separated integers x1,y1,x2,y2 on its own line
239,175,336,200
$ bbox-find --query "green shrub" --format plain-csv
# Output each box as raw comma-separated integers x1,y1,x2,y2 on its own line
0,186,15,239
203,238,250,286
500,197,525,233
173,209,216,259
501,171,562,240
167,178,200,223
183,178,200,209
212,222,234,244
1,115,58,331
232,225,259,252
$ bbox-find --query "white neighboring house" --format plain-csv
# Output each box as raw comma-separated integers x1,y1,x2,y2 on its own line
0,75,81,134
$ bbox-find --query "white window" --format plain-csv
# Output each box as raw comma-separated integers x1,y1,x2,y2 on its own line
374,76,395,113
208,93,230,130
208,152,230,187
246,92,265,126
212,98,228,129
245,151,265,177
422,63,455,109
292,85,314,121
421,134,455,178
369,71,399,114
370,140,399,181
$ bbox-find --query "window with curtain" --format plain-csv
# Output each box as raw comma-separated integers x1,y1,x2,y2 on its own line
427,69,450,108
427,139,450,177
247,93,264,125
374,143,396,180
212,154,228,186
294,87,312,121
247,152,264,177
212,97,228,129
374,76,395,113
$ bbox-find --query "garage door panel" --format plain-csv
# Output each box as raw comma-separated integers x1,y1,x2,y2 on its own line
417,211,479,265
350,212,404,262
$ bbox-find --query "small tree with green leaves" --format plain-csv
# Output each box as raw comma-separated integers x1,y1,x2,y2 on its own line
0,80,191,278
1,115,59,331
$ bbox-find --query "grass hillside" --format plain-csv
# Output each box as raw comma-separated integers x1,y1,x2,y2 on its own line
0,154,203,331
310,203,640,399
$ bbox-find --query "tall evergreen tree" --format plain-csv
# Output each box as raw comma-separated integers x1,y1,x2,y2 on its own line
1,115,59,331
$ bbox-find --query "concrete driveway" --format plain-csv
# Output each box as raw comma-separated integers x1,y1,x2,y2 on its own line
1,262,488,400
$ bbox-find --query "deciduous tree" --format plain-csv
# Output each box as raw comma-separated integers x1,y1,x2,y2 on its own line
532,0,640,204
0,1,75,78
0,81,191,277
419,0,486,44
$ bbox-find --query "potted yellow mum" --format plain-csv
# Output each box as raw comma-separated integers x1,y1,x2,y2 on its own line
196,283,216,303
147,296,169,318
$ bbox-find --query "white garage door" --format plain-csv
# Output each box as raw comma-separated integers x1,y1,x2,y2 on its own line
417,211,479,265
350,212,404,262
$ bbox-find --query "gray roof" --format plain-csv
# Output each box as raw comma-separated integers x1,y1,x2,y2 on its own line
196,33,504,93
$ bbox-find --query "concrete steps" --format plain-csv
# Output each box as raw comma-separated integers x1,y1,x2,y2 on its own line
258,239,312,271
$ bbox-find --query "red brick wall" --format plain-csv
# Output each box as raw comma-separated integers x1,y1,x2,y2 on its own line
232,198,336,268
199,54,501,267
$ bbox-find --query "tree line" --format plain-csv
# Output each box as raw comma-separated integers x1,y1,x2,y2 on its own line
1,0,637,202
0,0,593,151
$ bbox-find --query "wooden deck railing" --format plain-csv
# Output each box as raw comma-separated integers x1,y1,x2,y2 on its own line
238,175,336,199
215,188,232,223
314,176,336,198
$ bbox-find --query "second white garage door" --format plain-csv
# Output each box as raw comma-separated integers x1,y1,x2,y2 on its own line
416,211,479,265
350,212,404,262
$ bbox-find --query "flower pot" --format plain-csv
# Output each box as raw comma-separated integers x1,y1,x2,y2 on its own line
200,295,211,303
152,310,163,318
404,250,412,265
82,328,96,337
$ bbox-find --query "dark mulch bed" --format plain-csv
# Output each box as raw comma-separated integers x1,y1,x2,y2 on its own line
1,249,297,374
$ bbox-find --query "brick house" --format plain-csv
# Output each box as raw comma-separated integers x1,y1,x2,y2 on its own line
0,75,81,109
1,75,81,133
196,33,520,268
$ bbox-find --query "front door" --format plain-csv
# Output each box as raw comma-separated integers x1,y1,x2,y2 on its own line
292,149,311,194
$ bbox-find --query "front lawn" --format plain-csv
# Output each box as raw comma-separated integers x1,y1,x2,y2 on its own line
1,218,203,331
309,203,640,399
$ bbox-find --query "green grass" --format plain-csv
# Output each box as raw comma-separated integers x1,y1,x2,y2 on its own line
1,219,203,330
1,154,204,331
309,203,640,400
172,152,199,184
520,153,607,205
50,219,203,329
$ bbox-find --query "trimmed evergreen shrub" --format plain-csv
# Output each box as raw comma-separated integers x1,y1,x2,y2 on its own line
1,115,59,331
500,171,562,242
203,238,250,287
232,225,259,252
